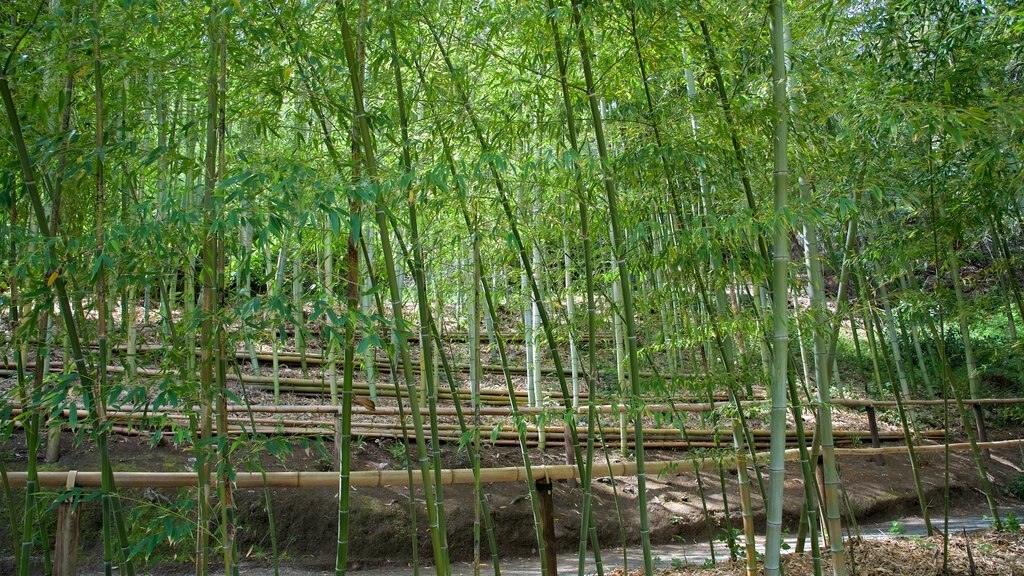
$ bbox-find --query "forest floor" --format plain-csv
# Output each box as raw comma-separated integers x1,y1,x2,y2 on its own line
2,423,1023,574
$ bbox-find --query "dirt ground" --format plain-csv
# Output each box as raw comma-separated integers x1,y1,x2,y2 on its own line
2,425,1022,573
627,531,1024,576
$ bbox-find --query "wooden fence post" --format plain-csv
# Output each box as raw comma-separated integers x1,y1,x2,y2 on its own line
53,471,79,576
865,406,883,465
536,478,557,576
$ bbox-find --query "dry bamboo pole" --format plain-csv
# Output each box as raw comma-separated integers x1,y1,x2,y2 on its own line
802,183,846,574
213,13,237,573
11,440,1023,491
103,345,676,381
27,409,931,444
732,420,757,576
11,387,1017,414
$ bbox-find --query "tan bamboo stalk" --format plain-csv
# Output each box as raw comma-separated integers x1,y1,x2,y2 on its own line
802,185,846,574
214,13,236,573
732,419,756,576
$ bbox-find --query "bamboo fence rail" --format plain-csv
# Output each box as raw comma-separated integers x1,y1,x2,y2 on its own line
10,408,942,448
7,439,1023,489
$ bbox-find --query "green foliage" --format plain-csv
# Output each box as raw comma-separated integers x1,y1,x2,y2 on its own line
1007,475,1024,501
888,520,905,535
125,491,196,565
386,440,409,467
1003,512,1021,533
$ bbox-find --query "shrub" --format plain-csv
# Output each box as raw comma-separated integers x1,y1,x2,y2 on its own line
1008,474,1024,500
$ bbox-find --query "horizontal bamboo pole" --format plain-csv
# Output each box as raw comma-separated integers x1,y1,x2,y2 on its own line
829,397,1024,408
97,344,680,381
0,366,728,412
12,392,1018,420
8,440,1022,489
24,407,940,441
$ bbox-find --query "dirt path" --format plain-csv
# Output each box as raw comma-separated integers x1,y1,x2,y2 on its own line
68,510,1024,575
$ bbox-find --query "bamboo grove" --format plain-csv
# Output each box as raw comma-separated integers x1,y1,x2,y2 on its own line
1,1,1023,575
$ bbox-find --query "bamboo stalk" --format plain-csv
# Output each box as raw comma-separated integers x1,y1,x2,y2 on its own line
569,3,653,570
335,3,448,570
764,0,791,572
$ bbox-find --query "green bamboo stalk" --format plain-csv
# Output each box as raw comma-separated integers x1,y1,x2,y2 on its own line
922,196,1001,528
334,3,448,571
434,127,549,575
691,263,767,503
671,407,717,564
8,167,37,576
214,14,237,573
863,277,933,535
764,0,790,572
1,10,133,576
382,8,456,569
196,0,222,569
421,1,591,485
786,364,823,576
333,4,366,573
357,238,420,575
45,65,75,464
948,248,989,445
568,2,653,570
732,419,756,576
695,17,771,269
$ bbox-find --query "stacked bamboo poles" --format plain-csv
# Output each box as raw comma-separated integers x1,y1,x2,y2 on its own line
14,407,938,447
9,391,1021,416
